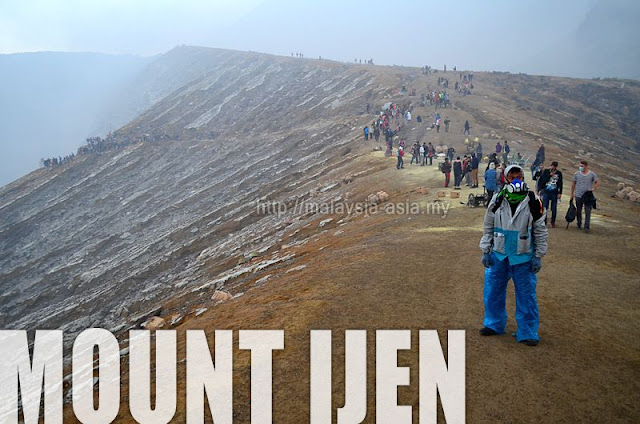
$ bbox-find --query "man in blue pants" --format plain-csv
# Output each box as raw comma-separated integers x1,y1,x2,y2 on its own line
479,165,548,346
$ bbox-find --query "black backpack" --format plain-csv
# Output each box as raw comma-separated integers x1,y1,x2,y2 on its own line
565,200,576,229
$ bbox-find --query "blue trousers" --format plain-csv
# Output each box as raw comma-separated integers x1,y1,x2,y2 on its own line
542,190,558,224
483,254,539,342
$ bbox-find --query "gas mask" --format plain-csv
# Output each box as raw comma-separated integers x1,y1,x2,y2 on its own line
504,178,528,203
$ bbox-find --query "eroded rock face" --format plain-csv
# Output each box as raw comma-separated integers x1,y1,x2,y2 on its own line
0,51,383,342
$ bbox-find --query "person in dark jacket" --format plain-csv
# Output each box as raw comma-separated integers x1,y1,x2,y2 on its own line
471,153,480,187
536,161,563,228
453,157,463,189
442,158,452,187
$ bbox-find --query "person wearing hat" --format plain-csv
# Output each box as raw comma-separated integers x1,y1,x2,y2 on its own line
479,165,548,346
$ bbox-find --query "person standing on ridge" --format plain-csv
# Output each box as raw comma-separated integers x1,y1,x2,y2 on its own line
531,143,546,178
536,161,563,228
479,165,548,346
427,142,435,166
471,152,480,188
453,157,463,189
464,120,471,135
503,140,510,164
442,157,452,187
484,162,498,200
570,160,599,233
396,146,405,170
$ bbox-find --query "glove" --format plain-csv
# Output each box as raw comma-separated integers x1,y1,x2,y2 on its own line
482,252,493,268
531,257,542,273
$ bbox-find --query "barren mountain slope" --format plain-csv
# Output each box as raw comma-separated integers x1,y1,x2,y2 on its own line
0,47,638,422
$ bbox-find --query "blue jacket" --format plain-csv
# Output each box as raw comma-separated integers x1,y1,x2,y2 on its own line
484,169,497,191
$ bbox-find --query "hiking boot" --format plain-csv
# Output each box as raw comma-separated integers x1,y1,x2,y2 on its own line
519,339,539,347
551,222,556,228
585,228,590,233
479,327,498,336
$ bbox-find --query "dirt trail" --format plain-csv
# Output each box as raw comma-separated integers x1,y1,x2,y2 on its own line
89,144,640,423
48,66,640,422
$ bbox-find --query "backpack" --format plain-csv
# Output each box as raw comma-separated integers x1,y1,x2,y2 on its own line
565,200,576,228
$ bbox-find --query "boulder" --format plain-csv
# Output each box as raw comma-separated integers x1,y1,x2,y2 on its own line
615,190,627,199
168,314,183,327
366,194,380,205
373,146,382,151
435,145,448,154
211,290,233,303
143,316,165,330
629,191,640,202
376,191,389,203
617,182,626,191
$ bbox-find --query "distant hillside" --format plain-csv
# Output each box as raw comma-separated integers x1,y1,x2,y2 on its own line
0,47,243,187
0,52,149,186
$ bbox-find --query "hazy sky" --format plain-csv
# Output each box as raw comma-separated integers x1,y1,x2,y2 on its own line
1,0,617,75
1,0,638,186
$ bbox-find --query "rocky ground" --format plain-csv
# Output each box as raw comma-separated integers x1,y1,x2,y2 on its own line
0,47,638,422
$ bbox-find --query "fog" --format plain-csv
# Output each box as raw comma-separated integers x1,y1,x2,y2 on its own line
1,0,638,186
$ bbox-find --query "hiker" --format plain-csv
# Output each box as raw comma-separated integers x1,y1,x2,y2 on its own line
503,141,510,164
463,155,473,186
396,146,405,169
464,120,470,135
373,127,380,142
484,162,498,200
570,160,599,233
410,143,420,165
479,164,548,346
476,141,483,158
364,126,369,141
453,157,463,189
531,143,545,177
536,161,563,228
471,153,480,188
447,146,455,162
444,117,450,132
442,158,452,187
495,141,502,155
366,103,370,114
427,142,435,165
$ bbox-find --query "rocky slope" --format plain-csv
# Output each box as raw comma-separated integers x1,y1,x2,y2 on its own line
1,46,639,422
